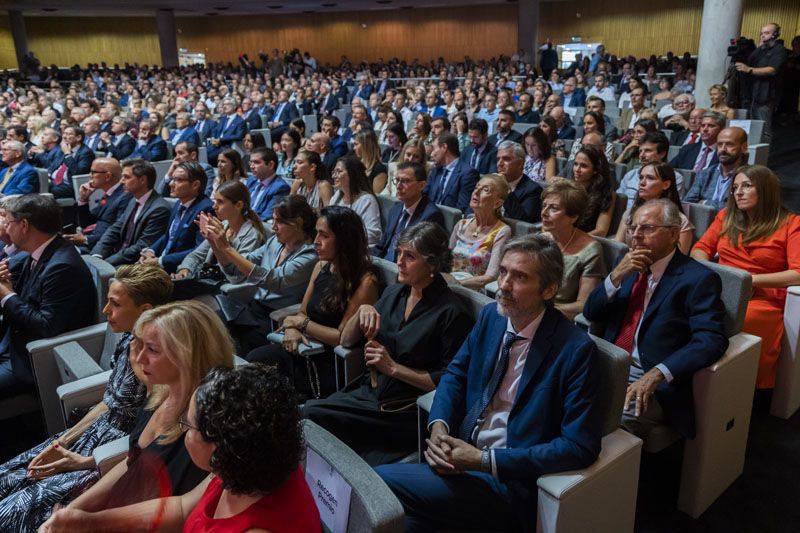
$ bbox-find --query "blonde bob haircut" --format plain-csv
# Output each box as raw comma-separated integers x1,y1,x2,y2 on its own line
134,300,234,444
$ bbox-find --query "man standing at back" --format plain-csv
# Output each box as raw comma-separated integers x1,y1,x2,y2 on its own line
377,235,602,531
0,195,96,398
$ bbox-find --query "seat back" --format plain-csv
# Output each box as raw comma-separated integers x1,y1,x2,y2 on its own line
593,236,628,273
98,324,124,370
376,195,399,231
668,145,681,161
449,283,493,320
36,168,49,193
303,114,319,135
608,193,628,236
151,160,172,182
302,420,405,533
198,146,208,165
505,217,538,238
81,255,116,323
372,256,399,287
697,260,751,338
512,122,537,135
250,128,271,143
436,203,463,236
589,334,633,436
681,202,717,243
674,168,695,194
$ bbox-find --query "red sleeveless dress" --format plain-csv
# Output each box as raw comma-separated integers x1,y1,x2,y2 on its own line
183,468,321,533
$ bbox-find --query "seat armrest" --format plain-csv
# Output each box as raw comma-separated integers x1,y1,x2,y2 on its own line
574,313,590,331
220,282,259,301
485,281,498,297
93,436,129,476
417,390,435,414
334,345,365,390
57,370,112,427
54,342,103,384
234,355,248,367
268,303,302,324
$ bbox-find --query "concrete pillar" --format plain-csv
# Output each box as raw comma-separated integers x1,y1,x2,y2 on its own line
517,0,540,69
156,8,179,68
8,10,29,72
695,0,744,108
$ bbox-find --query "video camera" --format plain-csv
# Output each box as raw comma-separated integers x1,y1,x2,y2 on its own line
727,37,756,62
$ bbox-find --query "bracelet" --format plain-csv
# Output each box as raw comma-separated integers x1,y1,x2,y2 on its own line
301,317,311,333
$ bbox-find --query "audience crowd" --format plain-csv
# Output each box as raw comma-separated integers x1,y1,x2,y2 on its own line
0,31,796,531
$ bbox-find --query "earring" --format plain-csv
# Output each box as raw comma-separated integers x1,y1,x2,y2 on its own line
430,272,434,278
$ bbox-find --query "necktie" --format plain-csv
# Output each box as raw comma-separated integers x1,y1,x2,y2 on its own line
252,182,267,212
386,210,410,262
614,272,649,354
688,133,698,145
119,201,140,251
165,205,187,254
0,166,14,192
471,148,481,170
459,331,522,443
435,168,450,204
694,146,711,172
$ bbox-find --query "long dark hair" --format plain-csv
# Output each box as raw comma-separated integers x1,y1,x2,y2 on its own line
215,180,267,242
524,127,552,160
317,205,375,315
273,194,318,241
337,155,374,198
632,162,681,212
298,149,331,183
219,148,247,180
575,145,613,231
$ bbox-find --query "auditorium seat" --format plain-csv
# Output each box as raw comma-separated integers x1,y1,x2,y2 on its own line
505,217,539,238
771,286,800,419
512,122,537,135
304,114,319,135
608,193,628,236
436,203,464,236
681,201,716,243
376,195,398,231
35,167,49,194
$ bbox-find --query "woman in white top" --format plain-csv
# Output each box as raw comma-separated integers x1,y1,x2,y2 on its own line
290,149,333,211
329,155,382,246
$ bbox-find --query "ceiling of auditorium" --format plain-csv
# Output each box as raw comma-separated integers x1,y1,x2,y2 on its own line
0,0,530,17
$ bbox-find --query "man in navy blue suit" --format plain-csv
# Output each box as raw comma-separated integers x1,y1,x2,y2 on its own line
321,116,348,160
668,112,723,171
46,125,96,198
245,147,290,221
515,92,541,125
0,140,39,195
130,120,168,162
552,107,576,140
425,133,478,213
139,161,213,274
192,103,217,145
461,118,497,175
207,98,246,165
488,110,524,148
267,89,300,144
561,77,587,108
168,112,200,149
239,97,262,131
29,128,63,174
497,141,542,223
65,157,131,251
583,199,728,438
373,162,445,261
0,194,96,398
97,117,136,161
377,234,602,531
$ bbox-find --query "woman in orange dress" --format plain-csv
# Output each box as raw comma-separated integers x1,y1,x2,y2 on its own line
692,165,800,389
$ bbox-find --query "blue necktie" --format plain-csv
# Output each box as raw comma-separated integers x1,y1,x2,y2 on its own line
252,182,267,212
435,167,450,204
459,331,522,443
165,205,187,253
386,210,410,262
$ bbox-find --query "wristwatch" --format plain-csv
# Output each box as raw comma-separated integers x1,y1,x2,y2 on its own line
480,448,491,473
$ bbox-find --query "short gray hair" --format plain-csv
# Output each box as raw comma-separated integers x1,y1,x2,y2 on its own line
702,111,726,129
637,198,681,226
501,234,564,305
397,222,453,274
497,141,525,160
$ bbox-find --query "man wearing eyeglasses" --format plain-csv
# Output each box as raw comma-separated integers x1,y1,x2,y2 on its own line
372,162,444,262
583,198,728,440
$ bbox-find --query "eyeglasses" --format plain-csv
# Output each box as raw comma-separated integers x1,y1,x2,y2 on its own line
625,224,677,235
392,178,418,186
178,415,198,433
731,182,754,194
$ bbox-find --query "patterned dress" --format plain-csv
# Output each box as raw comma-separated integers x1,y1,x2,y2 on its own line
0,334,146,531
450,218,511,280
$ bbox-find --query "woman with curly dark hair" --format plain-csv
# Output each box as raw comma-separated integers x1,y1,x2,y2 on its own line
304,222,472,465
571,145,617,236
41,365,320,532
248,205,380,400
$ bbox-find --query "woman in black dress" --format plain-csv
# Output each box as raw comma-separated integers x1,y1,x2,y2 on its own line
248,205,380,400
303,222,473,465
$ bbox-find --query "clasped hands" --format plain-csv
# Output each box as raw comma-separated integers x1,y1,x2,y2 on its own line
424,422,482,475
276,314,312,354
27,440,94,480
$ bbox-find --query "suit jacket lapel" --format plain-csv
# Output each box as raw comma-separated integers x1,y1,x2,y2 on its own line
479,313,508,390
513,308,555,408
641,251,685,325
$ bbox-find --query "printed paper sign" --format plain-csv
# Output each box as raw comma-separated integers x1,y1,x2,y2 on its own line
305,448,352,533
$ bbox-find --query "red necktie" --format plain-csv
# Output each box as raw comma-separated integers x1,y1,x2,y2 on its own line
614,272,649,354
688,133,698,145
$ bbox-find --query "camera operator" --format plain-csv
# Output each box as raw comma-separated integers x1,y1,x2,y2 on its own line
735,22,787,143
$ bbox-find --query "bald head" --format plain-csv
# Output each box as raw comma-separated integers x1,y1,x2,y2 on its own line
716,127,748,169
550,106,566,126
309,132,330,154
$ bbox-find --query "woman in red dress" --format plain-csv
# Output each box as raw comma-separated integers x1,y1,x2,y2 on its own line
692,165,800,389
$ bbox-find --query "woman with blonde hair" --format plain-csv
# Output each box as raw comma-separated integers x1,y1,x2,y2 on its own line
353,129,388,194
709,84,735,119
57,301,234,516
449,173,512,290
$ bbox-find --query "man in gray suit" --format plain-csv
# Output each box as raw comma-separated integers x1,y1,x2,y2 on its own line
90,158,170,266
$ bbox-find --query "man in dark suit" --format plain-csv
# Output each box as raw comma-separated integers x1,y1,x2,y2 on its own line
29,128,64,173
158,141,216,198
425,133,479,213
683,127,748,211
130,120,168,162
373,162,445,261
82,116,103,151
515,92,540,124
497,141,542,223
321,116,348,160
551,107,576,140
583,199,728,438
245,147,290,221
140,161,213,274
561,77,587,108
377,234,602,531
98,117,136,161
207,98,247,165
168,112,200,149
488,110,524,148
316,83,340,119
0,195,96,398
373,70,395,95
0,140,40,196
671,107,705,146
46,125,95,198
91,159,171,266
461,118,498,175
65,157,131,251
193,103,217,145
267,89,300,144
353,78,372,101
668,112,723,171
239,97,262,132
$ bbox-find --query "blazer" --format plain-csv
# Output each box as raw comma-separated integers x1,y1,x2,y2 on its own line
329,135,349,160
489,130,524,148
214,115,247,146
193,119,218,144
430,304,602,527
241,110,262,132
460,144,498,175
91,191,171,266
130,136,168,162
148,195,215,273
583,251,728,438
64,144,95,176
246,175,291,221
77,185,132,249
353,85,372,101
169,127,201,148
504,177,543,223
321,152,338,174
373,195,445,260
516,110,540,125
556,124,577,140
669,142,719,171
672,130,698,147
617,108,645,132
104,134,136,161
562,89,586,108
0,162,39,195
32,146,64,173
178,220,264,277
316,94,340,117
2,236,96,385
270,102,300,128
373,79,396,94
424,160,479,213
683,164,732,211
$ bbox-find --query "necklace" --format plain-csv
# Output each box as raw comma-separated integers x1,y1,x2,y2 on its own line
558,227,577,252
471,219,494,238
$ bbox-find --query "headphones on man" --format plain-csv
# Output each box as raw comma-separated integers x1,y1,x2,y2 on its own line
769,23,781,41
